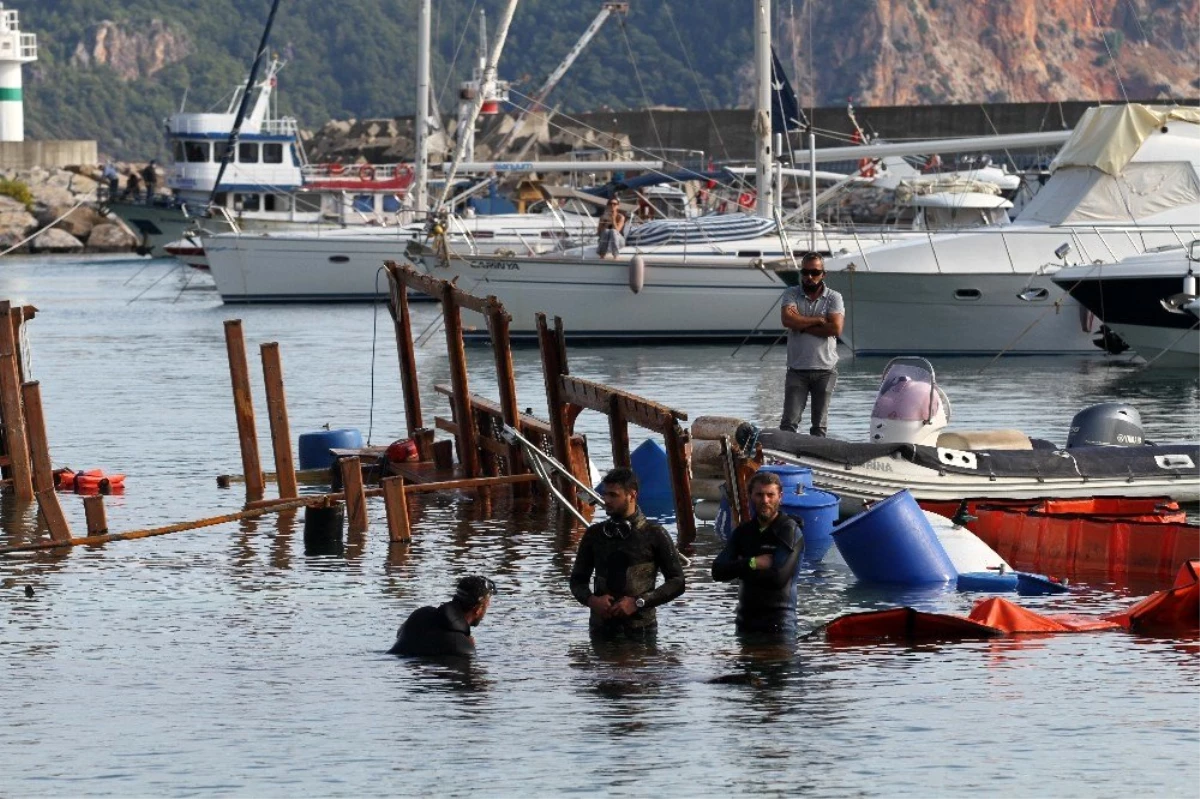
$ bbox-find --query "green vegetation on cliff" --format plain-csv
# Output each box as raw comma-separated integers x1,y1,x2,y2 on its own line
17,0,753,160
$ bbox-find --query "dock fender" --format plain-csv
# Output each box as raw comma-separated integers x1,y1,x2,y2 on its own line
629,255,645,294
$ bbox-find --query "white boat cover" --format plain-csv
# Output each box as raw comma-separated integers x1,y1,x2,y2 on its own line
625,213,778,246
1017,161,1200,225
1050,104,1200,176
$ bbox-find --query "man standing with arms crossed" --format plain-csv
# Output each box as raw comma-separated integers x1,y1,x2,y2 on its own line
780,253,845,437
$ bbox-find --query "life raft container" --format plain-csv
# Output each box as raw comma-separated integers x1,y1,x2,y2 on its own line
54,468,126,495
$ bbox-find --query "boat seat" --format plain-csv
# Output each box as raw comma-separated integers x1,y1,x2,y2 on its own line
936,429,1032,451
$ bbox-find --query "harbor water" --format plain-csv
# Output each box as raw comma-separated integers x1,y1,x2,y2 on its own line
1,254,1197,797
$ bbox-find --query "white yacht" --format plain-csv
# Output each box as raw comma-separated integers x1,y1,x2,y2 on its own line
818,104,1200,355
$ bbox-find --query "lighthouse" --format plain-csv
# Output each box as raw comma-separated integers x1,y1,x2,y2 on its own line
0,3,36,142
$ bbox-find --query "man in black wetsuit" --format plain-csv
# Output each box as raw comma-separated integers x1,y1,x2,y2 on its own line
570,468,686,639
388,575,496,657
711,471,804,633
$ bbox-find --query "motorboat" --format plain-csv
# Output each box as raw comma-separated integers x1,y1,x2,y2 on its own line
750,357,1199,513
818,104,1200,355
1051,240,1200,368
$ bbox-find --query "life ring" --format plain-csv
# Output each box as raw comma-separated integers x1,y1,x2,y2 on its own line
737,191,756,211
359,164,376,181
858,158,876,178
328,163,345,176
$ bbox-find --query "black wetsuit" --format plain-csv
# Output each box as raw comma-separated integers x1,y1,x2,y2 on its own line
569,508,686,636
711,512,803,632
388,601,475,657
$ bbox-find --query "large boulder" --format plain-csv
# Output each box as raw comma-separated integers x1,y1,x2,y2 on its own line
69,172,100,196
0,196,37,247
31,227,85,253
86,222,138,252
30,184,76,210
34,204,107,238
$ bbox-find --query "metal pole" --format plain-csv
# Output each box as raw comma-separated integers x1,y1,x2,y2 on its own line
413,0,430,216
809,129,818,251
753,0,774,219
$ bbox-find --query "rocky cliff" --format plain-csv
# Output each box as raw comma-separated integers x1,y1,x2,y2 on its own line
778,0,1198,105
69,19,191,81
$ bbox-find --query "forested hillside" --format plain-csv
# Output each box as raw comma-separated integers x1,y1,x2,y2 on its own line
11,0,1199,160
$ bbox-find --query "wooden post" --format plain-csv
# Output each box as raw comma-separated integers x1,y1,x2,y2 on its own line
223,320,265,501
82,495,108,536
9,304,29,383
486,299,525,482
536,313,576,504
441,283,480,477
260,342,298,499
413,428,435,461
387,266,423,437
20,381,71,542
664,422,696,548
432,439,455,470
608,395,631,469
339,456,369,533
0,301,33,500
382,475,411,542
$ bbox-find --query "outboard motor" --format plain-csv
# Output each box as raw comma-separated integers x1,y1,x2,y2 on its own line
1066,403,1145,448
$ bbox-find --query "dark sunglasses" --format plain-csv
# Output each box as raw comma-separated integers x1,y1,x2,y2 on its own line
801,269,824,276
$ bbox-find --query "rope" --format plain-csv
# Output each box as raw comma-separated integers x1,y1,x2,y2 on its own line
436,0,480,110
0,194,95,258
1087,0,1129,102
616,16,666,156
663,0,730,161
1136,318,1200,369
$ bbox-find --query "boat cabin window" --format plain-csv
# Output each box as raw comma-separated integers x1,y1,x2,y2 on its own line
238,142,259,163
183,141,211,163
235,193,261,212
263,194,286,212
171,141,185,161
353,195,374,213
383,195,402,213
263,143,284,164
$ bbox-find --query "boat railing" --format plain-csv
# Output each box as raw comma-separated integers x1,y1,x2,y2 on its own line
302,163,415,184
260,118,299,137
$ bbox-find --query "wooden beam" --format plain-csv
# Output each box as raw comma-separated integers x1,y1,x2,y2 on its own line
441,284,480,477
223,320,265,501
486,298,526,482
260,342,298,499
537,313,577,503
384,260,491,314
664,422,696,548
608,393,631,469
385,264,423,436
20,382,71,541
560,375,686,431
0,300,33,500
339,456,369,534
381,476,411,542
82,494,108,536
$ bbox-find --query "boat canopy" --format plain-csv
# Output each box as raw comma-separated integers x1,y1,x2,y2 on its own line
1017,161,1200,225
1051,104,1200,176
625,213,777,246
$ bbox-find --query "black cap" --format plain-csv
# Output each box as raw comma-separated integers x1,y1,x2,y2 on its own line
453,575,496,606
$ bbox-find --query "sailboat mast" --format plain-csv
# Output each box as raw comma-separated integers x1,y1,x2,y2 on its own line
754,0,774,219
413,0,430,216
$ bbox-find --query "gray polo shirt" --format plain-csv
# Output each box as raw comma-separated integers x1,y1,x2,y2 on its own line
782,284,844,370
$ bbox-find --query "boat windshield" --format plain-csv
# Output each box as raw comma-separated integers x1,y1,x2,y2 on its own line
871,363,940,422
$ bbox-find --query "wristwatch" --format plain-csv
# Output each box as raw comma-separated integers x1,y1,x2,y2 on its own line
634,597,646,609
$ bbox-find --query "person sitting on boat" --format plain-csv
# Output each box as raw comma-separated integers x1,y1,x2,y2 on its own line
711,470,803,634
123,171,141,202
388,575,496,658
569,467,686,641
595,198,627,259
779,253,845,437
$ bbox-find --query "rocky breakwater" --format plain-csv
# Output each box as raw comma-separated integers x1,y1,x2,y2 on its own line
0,165,143,255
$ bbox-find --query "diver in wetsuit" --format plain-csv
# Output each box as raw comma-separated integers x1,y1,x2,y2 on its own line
711,470,803,633
388,575,496,657
570,468,686,639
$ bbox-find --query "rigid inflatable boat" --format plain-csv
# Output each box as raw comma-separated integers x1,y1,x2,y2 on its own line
753,358,1199,513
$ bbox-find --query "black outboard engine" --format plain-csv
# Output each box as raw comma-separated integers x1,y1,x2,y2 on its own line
1066,403,1145,448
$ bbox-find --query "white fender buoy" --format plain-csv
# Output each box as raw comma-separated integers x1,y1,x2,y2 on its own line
629,255,645,294
1184,272,1197,298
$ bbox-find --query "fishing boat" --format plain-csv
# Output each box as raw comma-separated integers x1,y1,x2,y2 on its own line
751,358,1200,513
104,57,414,260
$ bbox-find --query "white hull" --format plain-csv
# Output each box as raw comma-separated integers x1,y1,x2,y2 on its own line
428,250,795,339
764,449,1200,515
1108,322,1199,368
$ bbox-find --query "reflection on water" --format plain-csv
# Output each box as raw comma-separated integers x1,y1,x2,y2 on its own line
0,255,1196,796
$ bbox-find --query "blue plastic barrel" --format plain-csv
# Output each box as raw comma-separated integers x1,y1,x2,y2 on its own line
779,486,840,562
298,428,363,471
756,464,813,493
630,438,672,497
832,490,958,584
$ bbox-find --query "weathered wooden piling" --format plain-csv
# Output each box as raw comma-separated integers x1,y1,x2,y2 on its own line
223,320,265,500
537,314,581,504
260,342,298,499
82,495,108,536
381,475,411,542
20,381,71,542
387,268,424,440
339,455,369,533
0,300,33,500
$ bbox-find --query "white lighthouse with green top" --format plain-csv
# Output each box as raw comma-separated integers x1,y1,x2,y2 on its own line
0,3,36,142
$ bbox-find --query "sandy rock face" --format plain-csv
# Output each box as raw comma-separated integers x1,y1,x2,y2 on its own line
31,228,85,253
87,223,138,252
